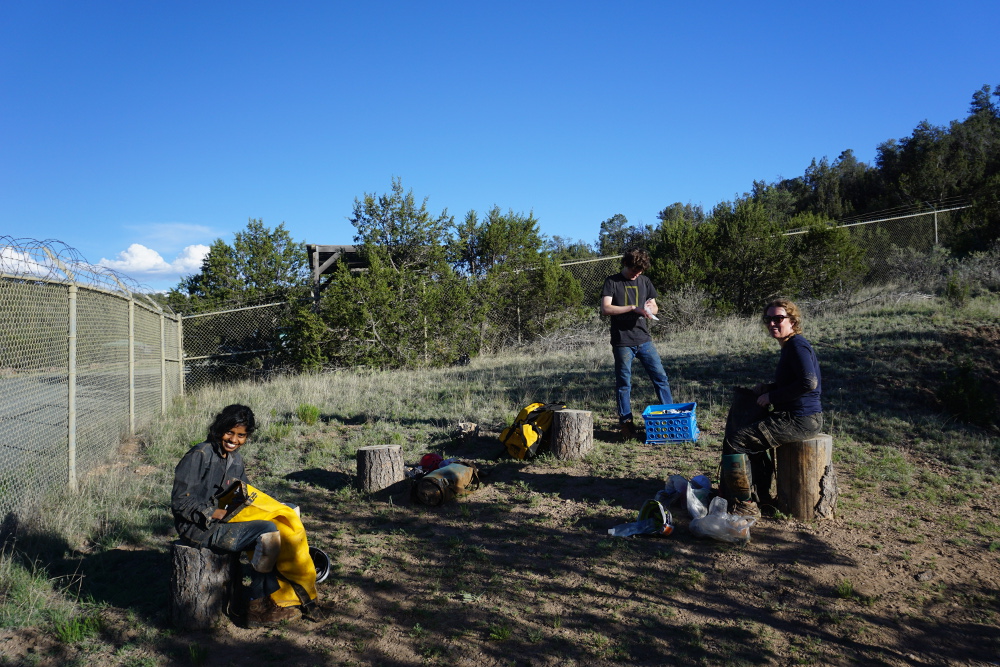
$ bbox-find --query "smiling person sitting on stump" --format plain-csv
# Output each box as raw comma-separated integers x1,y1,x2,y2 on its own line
171,404,316,627
720,299,823,517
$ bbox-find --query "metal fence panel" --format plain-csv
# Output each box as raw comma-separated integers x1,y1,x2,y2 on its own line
75,289,131,475
0,279,71,515
164,313,182,403
135,303,164,425
562,256,620,305
0,237,181,517
176,212,965,367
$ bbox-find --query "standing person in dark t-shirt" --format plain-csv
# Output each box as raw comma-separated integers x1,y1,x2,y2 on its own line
720,298,823,517
600,248,673,441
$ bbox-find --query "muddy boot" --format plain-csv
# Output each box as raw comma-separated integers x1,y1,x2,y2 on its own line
717,453,755,513
729,498,761,518
620,420,637,442
720,454,761,517
246,596,301,628
720,454,753,500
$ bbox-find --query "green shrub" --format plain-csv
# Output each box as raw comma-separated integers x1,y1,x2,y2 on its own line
885,245,950,292
296,403,321,425
266,421,293,441
790,215,867,299
945,273,971,308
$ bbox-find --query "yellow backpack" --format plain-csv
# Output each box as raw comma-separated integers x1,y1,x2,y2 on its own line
500,402,566,459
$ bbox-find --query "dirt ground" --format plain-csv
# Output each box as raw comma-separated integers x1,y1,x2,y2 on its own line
2,425,999,667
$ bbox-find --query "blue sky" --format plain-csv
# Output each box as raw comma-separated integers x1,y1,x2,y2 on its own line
2,1,997,291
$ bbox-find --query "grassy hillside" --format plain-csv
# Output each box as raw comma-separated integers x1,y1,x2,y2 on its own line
1,293,999,666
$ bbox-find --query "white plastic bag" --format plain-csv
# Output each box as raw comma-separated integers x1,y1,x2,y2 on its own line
686,485,756,544
689,474,712,505
653,474,688,506
655,474,712,507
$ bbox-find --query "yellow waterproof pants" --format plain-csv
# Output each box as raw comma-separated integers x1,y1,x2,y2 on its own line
226,484,318,607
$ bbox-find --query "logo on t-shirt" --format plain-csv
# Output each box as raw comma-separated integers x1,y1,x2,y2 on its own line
625,285,639,307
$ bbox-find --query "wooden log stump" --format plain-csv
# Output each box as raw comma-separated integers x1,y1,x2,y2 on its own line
356,445,405,493
551,410,594,460
169,541,236,630
775,433,837,521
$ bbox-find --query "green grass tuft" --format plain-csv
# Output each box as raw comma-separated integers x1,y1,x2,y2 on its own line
51,613,102,643
296,403,322,425
835,579,855,600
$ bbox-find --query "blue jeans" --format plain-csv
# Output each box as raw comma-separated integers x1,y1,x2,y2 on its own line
613,341,673,422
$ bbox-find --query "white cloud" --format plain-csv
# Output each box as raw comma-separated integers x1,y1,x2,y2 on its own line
99,243,210,276
172,244,211,273
0,245,52,278
100,244,172,273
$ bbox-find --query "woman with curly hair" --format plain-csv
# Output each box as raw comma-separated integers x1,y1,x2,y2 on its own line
720,299,823,517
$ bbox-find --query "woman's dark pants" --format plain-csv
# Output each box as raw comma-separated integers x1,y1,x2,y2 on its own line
722,412,823,502
203,520,280,600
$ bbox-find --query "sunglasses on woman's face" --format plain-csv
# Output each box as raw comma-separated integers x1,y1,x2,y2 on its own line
763,315,789,324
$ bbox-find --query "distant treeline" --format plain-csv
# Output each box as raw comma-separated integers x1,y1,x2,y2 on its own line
164,83,1000,369
600,83,1000,254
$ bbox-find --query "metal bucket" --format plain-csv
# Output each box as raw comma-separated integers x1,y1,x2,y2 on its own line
309,546,331,584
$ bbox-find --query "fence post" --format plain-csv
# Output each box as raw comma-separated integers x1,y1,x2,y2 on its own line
178,315,185,397
128,297,135,435
517,306,522,346
67,283,78,492
420,279,428,364
160,311,167,414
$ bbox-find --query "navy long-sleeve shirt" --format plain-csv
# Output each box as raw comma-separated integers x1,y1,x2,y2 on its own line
769,334,822,416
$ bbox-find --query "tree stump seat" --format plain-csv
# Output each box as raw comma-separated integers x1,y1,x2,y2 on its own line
775,433,837,521
356,445,405,493
169,541,238,630
550,409,594,460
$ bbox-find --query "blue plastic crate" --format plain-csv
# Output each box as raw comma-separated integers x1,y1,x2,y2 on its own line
642,402,699,443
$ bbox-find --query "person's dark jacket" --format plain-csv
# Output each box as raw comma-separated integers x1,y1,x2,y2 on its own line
171,440,248,545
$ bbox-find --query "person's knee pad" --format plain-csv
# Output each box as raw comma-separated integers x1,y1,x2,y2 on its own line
720,453,753,502
251,531,281,573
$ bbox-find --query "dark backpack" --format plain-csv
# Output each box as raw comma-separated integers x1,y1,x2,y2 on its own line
499,402,566,460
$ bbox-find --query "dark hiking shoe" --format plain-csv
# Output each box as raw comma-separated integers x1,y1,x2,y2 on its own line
620,421,638,442
246,596,301,627
730,499,761,518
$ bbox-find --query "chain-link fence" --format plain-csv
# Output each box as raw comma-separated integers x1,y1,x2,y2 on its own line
182,301,291,390
0,238,182,517
561,256,622,306
797,199,969,286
